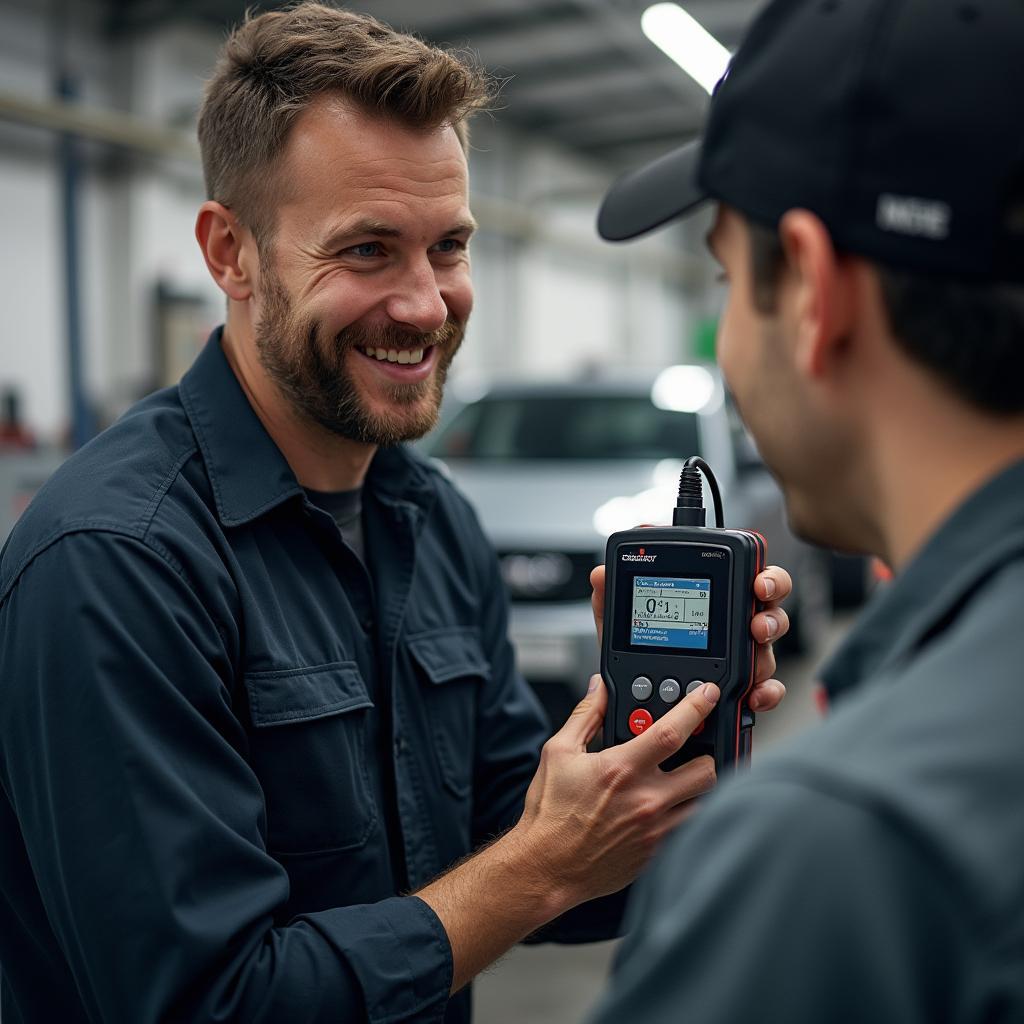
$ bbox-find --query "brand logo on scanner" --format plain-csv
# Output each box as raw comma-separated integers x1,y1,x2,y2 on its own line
702,551,726,558
622,547,657,563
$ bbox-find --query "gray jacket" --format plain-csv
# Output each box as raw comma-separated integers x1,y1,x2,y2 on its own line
589,459,1024,1024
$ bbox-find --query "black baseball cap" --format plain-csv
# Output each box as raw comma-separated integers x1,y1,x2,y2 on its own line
598,0,1024,283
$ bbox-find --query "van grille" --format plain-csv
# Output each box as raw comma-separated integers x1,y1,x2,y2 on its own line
497,550,598,603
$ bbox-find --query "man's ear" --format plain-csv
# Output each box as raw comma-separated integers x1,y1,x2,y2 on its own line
195,201,256,302
777,209,856,380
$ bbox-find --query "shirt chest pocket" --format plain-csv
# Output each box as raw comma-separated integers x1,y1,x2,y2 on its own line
408,628,490,799
244,662,376,855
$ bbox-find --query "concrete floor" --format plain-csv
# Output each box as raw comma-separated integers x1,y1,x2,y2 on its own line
472,612,856,1024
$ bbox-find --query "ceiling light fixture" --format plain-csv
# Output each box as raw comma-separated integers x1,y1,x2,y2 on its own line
641,3,732,95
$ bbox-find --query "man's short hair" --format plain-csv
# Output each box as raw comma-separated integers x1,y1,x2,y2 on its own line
197,2,494,245
746,218,1024,416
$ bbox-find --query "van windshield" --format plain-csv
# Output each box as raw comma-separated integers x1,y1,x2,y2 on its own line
428,395,700,461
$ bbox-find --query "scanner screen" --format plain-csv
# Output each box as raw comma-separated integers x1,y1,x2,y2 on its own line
630,576,710,650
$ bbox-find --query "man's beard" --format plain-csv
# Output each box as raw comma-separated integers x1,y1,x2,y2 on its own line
254,265,464,446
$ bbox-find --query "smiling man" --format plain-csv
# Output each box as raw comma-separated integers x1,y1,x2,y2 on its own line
207,95,475,464
0,5,793,1024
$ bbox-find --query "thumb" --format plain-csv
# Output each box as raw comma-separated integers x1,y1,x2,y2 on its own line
559,674,608,751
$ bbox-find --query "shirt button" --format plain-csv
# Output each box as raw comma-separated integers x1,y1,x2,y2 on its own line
395,736,407,756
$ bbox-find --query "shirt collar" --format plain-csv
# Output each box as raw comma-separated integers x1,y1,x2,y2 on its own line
821,457,1024,700
366,442,437,516
180,328,436,527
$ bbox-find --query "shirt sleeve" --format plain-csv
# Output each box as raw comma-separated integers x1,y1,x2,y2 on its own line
587,774,970,1024
0,530,452,1024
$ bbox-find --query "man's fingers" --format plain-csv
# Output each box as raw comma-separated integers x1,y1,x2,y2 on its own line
748,678,786,712
661,753,717,806
590,565,606,645
754,565,793,604
556,674,608,751
754,638,777,684
623,682,720,769
751,605,789,646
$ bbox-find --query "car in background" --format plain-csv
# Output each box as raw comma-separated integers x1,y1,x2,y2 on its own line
422,366,833,730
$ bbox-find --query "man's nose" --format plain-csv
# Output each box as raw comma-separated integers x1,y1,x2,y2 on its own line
385,260,449,334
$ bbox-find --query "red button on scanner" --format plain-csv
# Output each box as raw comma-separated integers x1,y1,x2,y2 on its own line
628,708,654,735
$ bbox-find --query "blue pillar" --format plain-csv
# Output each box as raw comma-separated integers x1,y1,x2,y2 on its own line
57,72,94,449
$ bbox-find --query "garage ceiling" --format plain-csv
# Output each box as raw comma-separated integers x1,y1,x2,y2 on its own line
105,0,765,170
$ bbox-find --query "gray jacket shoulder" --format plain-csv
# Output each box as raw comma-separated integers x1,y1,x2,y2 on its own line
752,556,1024,940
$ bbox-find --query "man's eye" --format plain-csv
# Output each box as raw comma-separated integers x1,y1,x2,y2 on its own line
346,242,383,258
432,239,466,255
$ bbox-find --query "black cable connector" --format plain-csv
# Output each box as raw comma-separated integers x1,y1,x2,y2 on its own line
673,455,725,529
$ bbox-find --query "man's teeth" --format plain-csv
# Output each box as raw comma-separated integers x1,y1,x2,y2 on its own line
360,346,426,365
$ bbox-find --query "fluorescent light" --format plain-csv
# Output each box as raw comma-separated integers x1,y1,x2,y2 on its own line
641,3,732,95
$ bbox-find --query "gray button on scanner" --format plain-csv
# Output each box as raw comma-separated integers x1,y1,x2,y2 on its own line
685,679,704,695
631,676,653,701
659,678,681,704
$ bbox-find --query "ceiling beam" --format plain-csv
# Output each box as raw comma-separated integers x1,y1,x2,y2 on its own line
0,87,198,160
512,85,682,130
563,0,708,109
555,106,694,146
401,2,586,45
577,125,698,154
506,63,664,107
496,45,641,86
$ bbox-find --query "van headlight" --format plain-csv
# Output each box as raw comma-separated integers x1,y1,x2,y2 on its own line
499,553,574,598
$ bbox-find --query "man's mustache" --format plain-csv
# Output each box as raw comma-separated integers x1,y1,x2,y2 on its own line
336,317,463,353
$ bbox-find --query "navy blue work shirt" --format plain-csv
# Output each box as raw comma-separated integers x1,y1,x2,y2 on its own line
0,330,621,1024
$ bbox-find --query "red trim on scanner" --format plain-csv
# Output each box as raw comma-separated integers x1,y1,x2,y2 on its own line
734,530,767,762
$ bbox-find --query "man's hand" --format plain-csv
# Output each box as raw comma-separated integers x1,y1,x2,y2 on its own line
419,561,791,995
417,676,719,992
590,562,791,713
514,674,718,903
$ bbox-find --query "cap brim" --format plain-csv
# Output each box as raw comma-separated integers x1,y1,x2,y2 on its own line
597,140,707,241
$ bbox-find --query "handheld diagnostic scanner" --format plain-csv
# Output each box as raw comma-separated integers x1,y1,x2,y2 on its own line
600,457,765,772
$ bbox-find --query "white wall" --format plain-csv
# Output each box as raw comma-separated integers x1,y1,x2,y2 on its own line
0,0,711,442
0,134,65,438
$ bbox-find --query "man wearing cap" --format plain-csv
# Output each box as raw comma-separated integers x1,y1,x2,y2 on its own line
590,0,1024,1020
